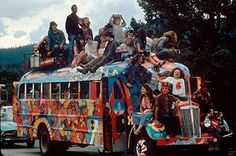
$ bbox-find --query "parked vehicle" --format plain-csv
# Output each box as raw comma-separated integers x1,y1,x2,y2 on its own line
13,60,232,156
1,106,35,147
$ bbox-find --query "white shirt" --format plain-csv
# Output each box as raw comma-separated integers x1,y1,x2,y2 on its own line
163,77,186,97
85,41,98,59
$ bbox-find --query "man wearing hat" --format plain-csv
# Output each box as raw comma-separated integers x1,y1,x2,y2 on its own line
155,82,188,136
47,21,68,64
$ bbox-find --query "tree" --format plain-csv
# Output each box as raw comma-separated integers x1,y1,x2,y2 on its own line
137,0,236,121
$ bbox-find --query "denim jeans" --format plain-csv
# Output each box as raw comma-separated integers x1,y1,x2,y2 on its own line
68,34,80,62
132,111,153,126
68,33,79,49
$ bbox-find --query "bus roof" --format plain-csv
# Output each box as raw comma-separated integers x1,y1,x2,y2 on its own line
20,61,190,84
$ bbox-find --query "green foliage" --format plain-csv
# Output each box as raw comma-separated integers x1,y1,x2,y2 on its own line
0,45,33,82
138,0,236,120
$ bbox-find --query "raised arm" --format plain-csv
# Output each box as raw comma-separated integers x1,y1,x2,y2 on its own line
109,16,115,26
121,17,126,27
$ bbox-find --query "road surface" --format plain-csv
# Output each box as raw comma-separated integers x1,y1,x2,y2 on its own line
1,141,236,156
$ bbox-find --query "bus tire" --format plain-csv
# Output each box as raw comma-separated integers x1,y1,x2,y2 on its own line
133,131,154,156
26,139,35,148
39,126,54,156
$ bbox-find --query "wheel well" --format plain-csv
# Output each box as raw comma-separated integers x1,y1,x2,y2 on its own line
37,123,47,139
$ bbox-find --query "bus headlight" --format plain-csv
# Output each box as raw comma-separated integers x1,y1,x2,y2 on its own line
204,119,211,128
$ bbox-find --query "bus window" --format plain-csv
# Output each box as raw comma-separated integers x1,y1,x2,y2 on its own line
51,83,60,99
70,82,78,99
61,82,69,99
90,82,101,99
34,83,41,99
26,83,33,99
96,82,101,98
43,83,50,99
114,82,122,99
80,81,89,99
19,84,25,99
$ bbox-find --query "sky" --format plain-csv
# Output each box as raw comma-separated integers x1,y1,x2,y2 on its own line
0,0,145,49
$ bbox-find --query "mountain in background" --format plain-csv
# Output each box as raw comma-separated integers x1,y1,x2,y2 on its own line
0,45,33,69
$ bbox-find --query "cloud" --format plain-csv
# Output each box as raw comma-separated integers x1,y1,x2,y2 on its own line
14,31,27,38
29,19,50,42
0,0,144,48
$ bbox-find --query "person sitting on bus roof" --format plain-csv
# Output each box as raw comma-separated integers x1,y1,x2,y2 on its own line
34,36,52,61
48,21,68,65
134,28,164,68
71,35,98,68
154,30,178,62
109,14,126,44
115,36,134,60
77,29,119,74
155,82,189,137
76,35,108,68
120,54,152,112
132,84,155,135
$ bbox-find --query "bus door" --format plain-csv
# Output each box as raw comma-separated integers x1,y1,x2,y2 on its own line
106,77,131,152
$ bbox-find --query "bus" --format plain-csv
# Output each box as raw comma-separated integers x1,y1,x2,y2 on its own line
13,61,232,156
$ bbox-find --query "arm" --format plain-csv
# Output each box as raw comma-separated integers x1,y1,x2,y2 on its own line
176,100,189,108
65,16,70,34
156,37,168,51
61,31,66,45
155,106,159,121
121,17,126,27
140,105,144,114
47,30,52,50
135,42,143,53
35,36,47,50
109,16,115,26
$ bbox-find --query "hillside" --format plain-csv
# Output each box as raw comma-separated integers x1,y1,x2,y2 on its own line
0,45,33,69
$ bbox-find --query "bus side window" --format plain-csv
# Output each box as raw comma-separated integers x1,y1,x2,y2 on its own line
70,82,78,99
26,83,33,99
90,82,101,99
51,83,60,99
34,83,41,99
19,84,25,99
61,82,69,99
114,82,122,99
43,83,50,99
80,81,89,99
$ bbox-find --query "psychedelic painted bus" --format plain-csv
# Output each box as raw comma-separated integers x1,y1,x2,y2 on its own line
13,61,232,156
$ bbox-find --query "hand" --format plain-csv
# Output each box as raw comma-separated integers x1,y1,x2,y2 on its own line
34,45,40,50
168,48,174,53
153,120,160,124
126,83,132,88
59,44,63,50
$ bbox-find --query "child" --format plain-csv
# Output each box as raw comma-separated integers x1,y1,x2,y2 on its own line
109,14,126,44
132,84,155,135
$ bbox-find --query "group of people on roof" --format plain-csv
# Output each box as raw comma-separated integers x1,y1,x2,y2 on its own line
34,4,179,71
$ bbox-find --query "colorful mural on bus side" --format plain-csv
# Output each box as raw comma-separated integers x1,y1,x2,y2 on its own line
16,98,104,145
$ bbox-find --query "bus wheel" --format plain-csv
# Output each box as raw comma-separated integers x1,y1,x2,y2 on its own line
39,126,53,156
26,139,35,148
134,131,153,156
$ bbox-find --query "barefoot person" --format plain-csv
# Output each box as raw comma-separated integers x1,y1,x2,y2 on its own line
132,84,155,135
